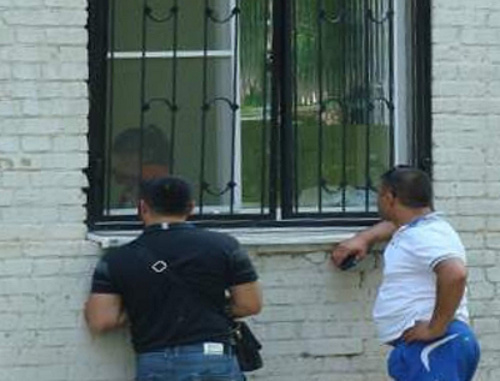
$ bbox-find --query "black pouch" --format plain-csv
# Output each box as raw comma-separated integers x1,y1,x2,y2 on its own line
231,321,263,372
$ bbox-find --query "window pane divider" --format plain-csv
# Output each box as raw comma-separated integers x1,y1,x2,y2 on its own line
107,50,234,59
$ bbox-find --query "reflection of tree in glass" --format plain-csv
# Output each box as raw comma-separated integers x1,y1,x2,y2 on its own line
240,0,270,116
111,125,170,208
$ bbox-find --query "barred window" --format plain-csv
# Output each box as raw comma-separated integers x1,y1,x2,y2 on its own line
88,0,431,229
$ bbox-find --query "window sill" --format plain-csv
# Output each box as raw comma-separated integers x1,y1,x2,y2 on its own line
87,226,364,250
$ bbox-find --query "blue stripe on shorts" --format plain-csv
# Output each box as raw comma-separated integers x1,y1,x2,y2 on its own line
387,320,480,381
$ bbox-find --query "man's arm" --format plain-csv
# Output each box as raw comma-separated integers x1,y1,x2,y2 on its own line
85,293,127,334
229,281,263,318
331,220,397,268
403,258,467,342
86,253,128,334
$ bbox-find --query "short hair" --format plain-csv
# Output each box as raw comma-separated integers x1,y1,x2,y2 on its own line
139,176,193,216
113,125,170,166
380,165,433,208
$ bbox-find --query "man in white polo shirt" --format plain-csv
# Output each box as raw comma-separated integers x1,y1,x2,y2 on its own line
332,166,480,381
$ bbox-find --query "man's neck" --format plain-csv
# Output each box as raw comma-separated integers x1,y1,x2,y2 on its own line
144,215,188,227
393,207,433,228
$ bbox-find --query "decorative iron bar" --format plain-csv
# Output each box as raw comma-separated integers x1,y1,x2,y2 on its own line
199,1,241,214
259,1,271,215
279,0,295,219
104,0,116,214
138,0,179,193
317,0,325,213
292,0,299,213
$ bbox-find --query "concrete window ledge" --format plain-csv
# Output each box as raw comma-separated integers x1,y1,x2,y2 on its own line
87,227,363,251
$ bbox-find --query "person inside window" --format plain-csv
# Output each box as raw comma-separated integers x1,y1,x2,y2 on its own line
111,125,170,208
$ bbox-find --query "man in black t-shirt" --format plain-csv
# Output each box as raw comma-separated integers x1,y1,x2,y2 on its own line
85,177,262,381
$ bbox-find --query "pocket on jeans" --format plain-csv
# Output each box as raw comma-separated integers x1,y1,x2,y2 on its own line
188,356,242,381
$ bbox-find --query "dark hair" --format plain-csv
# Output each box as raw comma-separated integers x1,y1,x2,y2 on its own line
113,125,170,166
139,176,193,216
380,165,433,208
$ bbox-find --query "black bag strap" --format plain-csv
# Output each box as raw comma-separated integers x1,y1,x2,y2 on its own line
133,240,233,331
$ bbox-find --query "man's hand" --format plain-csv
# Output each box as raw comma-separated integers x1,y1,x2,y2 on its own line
331,235,370,268
331,221,396,269
403,321,446,343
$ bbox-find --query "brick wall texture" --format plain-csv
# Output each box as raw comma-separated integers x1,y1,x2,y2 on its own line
432,1,500,380
0,0,499,380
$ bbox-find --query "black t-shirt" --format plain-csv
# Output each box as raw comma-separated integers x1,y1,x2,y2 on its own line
91,223,258,353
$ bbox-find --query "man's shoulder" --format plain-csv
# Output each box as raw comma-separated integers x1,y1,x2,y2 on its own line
406,215,456,235
421,217,461,239
101,240,141,264
186,228,240,249
405,217,464,252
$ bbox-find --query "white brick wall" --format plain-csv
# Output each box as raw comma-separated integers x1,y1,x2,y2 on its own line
433,1,500,380
243,251,388,381
0,0,124,380
1,0,499,380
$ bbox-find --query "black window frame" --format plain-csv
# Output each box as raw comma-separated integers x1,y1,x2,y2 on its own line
86,0,432,230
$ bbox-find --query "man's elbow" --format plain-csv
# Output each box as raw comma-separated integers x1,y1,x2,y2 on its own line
232,296,263,318
230,281,263,317
84,294,125,334
84,305,121,334
437,260,468,286
234,301,262,318
448,262,468,283
86,314,116,334
452,267,467,286
245,299,263,316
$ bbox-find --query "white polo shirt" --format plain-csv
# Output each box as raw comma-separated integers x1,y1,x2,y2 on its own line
372,212,469,343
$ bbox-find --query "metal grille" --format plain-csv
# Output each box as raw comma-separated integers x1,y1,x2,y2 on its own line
87,0,432,229
289,0,394,218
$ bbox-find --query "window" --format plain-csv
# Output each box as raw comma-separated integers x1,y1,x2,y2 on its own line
87,0,431,229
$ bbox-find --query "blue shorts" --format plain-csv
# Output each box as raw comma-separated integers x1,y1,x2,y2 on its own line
387,320,480,381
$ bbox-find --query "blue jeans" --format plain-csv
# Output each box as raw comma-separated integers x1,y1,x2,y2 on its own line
136,342,245,381
388,320,480,381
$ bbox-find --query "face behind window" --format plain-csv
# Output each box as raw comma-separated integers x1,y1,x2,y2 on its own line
111,153,169,208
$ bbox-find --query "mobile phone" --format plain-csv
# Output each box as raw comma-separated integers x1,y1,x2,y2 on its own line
340,255,357,270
